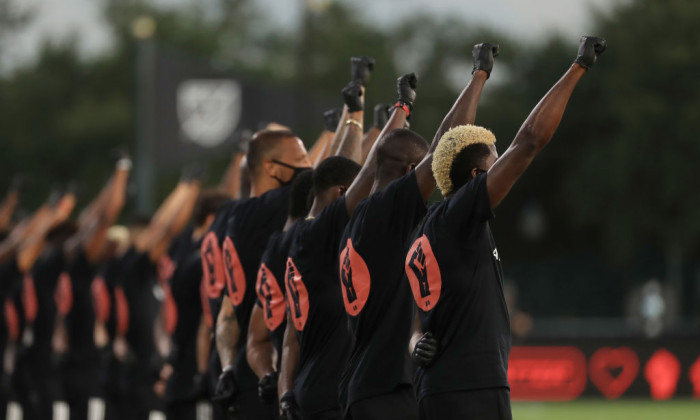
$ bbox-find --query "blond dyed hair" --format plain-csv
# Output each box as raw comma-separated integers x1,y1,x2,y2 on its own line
432,124,496,195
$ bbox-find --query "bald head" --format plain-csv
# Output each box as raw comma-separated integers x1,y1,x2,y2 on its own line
375,129,428,179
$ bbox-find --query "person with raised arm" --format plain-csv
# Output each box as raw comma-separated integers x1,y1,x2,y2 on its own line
404,37,606,420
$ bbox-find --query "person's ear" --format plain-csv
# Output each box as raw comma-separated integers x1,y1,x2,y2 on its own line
337,185,348,197
470,167,479,179
263,160,278,178
407,163,417,174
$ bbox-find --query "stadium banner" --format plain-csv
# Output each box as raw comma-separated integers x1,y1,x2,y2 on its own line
509,337,700,400
153,46,333,168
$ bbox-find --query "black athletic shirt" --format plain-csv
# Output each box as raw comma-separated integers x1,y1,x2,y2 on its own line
404,174,510,400
223,186,292,391
121,247,160,378
165,228,204,402
201,200,238,329
255,221,304,364
26,248,66,367
338,172,426,411
64,248,99,366
286,197,351,416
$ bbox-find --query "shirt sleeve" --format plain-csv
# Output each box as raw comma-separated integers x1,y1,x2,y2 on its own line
442,173,494,234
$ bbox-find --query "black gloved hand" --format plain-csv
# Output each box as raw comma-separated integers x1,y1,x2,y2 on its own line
257,371,278,404
342,80,364,112
412,332,438,367
397,73,418,109
472,42,500,77
574,36,607,70
279,391,303,420
373,104,391,129
189,372,209,399
213,366,238,411
323,108,342,132
351,56,375,86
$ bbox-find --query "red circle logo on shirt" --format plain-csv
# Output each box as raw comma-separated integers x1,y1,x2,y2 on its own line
201,232,225,299
338,239,371,316
405,235,441,311
285,257,309,331
91,276,111,323
256,263,286,331
55,271,74,316
223,236,246,306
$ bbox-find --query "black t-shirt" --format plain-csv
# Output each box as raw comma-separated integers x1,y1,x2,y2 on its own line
405,174,510,400
166,229,204,401
255,222,304,366
121,247,160,378
64,249,99,365
223,186,291,391
286,197,351,416
26,248,66,365
201,200,238,329
338,172,427,410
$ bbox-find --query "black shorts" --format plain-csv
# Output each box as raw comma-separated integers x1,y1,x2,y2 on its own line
345,387,418,420
418,387,512,420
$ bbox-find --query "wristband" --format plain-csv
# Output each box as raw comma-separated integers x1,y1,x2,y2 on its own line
393,101,411,118
344,119,363,129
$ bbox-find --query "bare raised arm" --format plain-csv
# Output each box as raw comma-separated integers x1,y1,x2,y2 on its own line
361,104,390,164
0,182,20,232
135,170,201,262
414,43,498,200
487,36,606,208
334,81,365,163
343,73,415,215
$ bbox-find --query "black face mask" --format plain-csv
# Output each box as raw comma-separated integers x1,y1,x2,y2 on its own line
271,159,310,187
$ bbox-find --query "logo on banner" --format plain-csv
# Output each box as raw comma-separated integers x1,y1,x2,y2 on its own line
177,79,242,147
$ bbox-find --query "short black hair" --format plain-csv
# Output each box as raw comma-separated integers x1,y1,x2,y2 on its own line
312,156,361,197
288,169,313,219
193,189,229,227
246,129,297,176
376,129,428,171
448,143,492,193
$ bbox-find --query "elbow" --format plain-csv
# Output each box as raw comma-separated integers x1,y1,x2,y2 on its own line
519,122,552,152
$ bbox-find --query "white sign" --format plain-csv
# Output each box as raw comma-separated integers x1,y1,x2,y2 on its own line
177,79,242,147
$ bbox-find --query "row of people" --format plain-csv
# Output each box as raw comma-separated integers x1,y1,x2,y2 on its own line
0,35,605,420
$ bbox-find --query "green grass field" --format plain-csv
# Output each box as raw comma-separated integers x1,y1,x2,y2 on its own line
512,400,699,420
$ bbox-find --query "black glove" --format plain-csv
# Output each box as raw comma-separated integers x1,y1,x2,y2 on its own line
323,108,342,131
181,162,204,182
396,73,418,110
342,80,364,112
213,366,238,410
257,371,278,404
351,56,375,86
373,104,391,129
189,372,209,400
472,42,500,77
412,332,438,367
280,391,303,420
574,36,607,70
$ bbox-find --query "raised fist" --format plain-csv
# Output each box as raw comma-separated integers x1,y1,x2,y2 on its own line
412,332,438,367
323,108,342,132
574,36,607,70
472,42,500,77
397,73,418,108
373,104,391,129
351,56,375,86
342,80,364,112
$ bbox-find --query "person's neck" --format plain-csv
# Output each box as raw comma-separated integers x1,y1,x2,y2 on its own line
249,176,279,198
283,216,301,231
192,224,208,241
308,194,335,218
370,173,402,195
